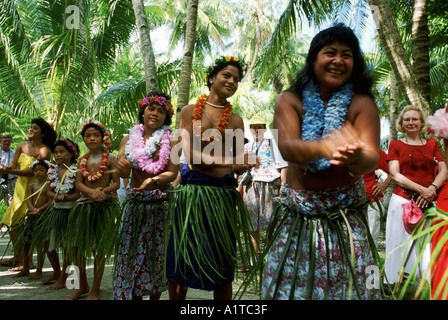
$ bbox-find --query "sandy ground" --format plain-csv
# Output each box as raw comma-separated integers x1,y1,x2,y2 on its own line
0,227,258,301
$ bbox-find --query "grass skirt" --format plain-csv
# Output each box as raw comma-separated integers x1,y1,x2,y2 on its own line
113,185,172,299
166,164,255,291
64,198,121,264
33,207,70,252
14,211,40,247
248,180,381,300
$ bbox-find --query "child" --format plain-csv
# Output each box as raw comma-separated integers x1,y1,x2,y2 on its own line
13,160,51,279
65,120,120,300
33,138,80,289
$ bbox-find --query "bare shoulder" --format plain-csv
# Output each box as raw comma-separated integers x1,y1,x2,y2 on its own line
275,91,303,115
348,93,377,114
180,104,195,119
108,152,117,166
229,112,244,130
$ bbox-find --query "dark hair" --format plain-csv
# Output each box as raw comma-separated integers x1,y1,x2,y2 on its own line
206,61,245,89
80,123,104,138
287,23,373,97
55,138,80,164
31,118,56,152
32,160,49,171
138,91,172,126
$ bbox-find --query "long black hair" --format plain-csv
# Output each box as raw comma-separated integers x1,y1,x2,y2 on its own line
31,118,56,152
287,23,373,98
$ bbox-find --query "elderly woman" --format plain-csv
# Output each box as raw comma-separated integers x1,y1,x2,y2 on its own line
113,92,179,300
385,105,447,287
240,115,287,270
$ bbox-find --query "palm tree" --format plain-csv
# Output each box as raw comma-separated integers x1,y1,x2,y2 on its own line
132,0,159,93
0,0,136,137
175,0,199,129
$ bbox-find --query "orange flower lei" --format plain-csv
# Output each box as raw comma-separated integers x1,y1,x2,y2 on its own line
192,94,233,144
79,147,109,182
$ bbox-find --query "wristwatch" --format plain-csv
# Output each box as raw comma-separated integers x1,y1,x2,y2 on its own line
153,177,160,186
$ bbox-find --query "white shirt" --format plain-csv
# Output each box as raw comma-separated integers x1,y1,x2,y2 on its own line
244,139,288,182
0,148,16,182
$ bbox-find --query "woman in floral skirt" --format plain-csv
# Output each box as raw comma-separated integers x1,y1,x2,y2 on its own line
113,92,179,300
260,23,381,300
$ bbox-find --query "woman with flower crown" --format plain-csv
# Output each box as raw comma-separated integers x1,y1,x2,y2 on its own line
64,120,120,300
113,92,179,300
165,55,255,300
256,24,381,300
32,138,80,289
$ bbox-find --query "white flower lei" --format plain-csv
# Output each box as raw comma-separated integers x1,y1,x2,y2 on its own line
47,163,77,194
124,124,172,172
301,81,354,172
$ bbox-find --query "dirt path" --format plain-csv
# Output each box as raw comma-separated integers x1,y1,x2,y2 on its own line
0,227,258,300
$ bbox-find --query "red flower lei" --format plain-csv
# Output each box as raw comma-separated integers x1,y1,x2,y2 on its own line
192,94,233,144
79,147,109,182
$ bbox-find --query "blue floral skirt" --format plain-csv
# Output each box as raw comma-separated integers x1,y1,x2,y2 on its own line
262,179,381,300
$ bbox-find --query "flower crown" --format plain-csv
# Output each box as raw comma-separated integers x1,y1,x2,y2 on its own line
31,159,51,169
56,138,79,158
139,95,174,117
205,55,246,81
79,119,112,148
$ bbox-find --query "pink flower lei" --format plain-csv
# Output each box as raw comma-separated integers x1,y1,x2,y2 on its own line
125,124,172,174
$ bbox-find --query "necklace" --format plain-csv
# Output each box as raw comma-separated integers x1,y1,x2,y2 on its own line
192,94,233,144
79,147,109,182
48,162,77,193
300,81,354,172
205,101,226,109
125,124,172,174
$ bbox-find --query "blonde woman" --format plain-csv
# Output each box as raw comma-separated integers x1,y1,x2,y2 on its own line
385,105,447,285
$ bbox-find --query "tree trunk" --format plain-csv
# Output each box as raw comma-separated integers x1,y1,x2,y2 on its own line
411,0,430,106
132,0,159,94
368,0,429,113
389,75,399,143
175,0,199,130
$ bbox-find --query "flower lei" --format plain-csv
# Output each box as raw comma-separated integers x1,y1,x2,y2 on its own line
192,94,233,144
205,55,246,81
48,163,77,194
79,147,109,182
79,119,112,148
125,124,172,174
301,81,354,172
427,108,448,139
139,95,174,117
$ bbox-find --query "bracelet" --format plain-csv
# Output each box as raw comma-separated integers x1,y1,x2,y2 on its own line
430,184,438,190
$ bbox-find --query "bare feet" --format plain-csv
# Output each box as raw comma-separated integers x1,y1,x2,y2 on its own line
86,289,101,300
66,286,90,300
12,269,29,278
47,279,66,290
28,271,42,280
41,272,61,285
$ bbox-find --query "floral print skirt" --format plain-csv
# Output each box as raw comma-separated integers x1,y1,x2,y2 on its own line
113,186,171,299
262,179,380,300
243,179,281,232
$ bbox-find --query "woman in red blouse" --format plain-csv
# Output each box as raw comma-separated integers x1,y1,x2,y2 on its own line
385,105,447,287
